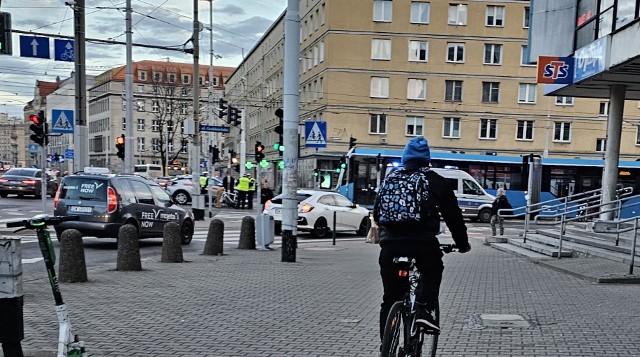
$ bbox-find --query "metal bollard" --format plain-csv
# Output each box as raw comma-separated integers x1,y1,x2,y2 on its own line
203,219,224,255
332,210,337,246
0,238,25,356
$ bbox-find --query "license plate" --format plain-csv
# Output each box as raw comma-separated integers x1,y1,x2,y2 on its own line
69,206,92,214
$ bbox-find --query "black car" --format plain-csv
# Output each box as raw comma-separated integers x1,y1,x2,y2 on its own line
53,169,194,244
0,168,58,198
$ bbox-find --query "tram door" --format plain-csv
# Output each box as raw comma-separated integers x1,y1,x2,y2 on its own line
354,160,378,206
551,176,575,197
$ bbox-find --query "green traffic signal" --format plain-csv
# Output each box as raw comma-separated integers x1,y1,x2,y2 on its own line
260,160,269,168
340,163,346,169
245,162,254,169
273,143,280,150
278,161,285,169
335,168,341,173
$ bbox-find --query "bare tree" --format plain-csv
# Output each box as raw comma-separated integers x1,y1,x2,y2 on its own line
148,78,191,171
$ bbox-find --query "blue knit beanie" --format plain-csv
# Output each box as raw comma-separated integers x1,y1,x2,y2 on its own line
402,137,431,164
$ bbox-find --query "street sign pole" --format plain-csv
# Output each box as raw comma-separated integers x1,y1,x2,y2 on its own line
40,147,46,214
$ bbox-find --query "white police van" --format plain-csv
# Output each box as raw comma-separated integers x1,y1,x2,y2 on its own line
385,165,495,222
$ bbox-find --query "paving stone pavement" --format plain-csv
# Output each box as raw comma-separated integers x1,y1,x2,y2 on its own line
5,235,640,357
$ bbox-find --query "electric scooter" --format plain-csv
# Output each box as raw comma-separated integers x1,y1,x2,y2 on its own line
6,214,86,357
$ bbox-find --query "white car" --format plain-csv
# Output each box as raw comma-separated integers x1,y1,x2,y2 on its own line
264,189,370,238
165,175,223,205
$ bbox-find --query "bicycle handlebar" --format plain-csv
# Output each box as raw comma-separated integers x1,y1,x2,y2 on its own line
5,215,80,229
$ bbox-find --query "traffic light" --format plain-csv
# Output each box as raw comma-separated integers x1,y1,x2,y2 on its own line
274,108,283,135
116,134,125,160
210,145,220,163
0,12,12,55
217,98,228,118
313,168,320,177
228,106,240,126
336,156,347,173
349,136,357,149
255,141,265,163
376,153,382,171
29,110,47,146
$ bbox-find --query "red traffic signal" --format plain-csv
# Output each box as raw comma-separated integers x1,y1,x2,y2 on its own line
116,136,125,145
115,134,125,160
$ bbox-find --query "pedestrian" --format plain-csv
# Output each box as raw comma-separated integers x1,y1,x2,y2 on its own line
199,172,208,194
222,171,235,193
260,179,274,211
490,187,512,236
235,174,251,209
374,136,471,344
246,174,256,210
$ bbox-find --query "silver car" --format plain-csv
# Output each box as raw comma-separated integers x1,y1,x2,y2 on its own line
165,175,223,205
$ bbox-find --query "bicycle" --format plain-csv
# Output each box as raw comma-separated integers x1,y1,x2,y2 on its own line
220,189,239,208
6,214,87,357
380,244,458,357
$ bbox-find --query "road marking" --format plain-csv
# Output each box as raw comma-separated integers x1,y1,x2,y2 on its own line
22,257,44,264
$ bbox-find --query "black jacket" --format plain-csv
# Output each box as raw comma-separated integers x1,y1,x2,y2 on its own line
491,195,512,215
373,165,468,248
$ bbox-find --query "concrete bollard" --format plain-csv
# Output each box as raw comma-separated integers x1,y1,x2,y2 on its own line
203,219,224,255
237,216,256,250
117,224,142,271
58,229,88,283
161,222,184,263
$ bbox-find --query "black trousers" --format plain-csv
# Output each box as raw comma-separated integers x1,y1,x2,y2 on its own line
237,191,247,208
247,191,254,209
379,240,444,341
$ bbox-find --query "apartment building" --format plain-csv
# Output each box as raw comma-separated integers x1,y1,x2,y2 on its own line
225,0,640,190
87,60,235,172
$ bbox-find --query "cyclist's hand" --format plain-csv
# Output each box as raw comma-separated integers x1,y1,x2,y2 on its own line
458,243,471,254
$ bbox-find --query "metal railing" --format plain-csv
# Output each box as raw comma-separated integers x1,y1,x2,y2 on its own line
591,216,640,274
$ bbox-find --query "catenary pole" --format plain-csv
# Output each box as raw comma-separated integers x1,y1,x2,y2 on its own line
281,0,301,262
124,0,134,173
73,0,88,172
191,0,204,220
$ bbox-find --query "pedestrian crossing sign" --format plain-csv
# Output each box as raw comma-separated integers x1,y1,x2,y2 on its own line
51,109,74,133
304,121,327,148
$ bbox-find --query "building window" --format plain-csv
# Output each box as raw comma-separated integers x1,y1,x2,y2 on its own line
482,82,500,103
180,103,188,115
373,0,393,22
182,74,190,84
636,127,640,145
152,119,159,132
556,96,574,106
407,79,426,100
136,100,145,112
599,101,609,116
524,7,530,28
480,119,497,139
521,45,532,65
370,77,389,98
180,88,188,97
448,4,467,25
137,118,144,131
445,80,462,102
446,43,465,63
554,122,572,142
410,2,430,23
152,100,159,113
168,73,176,83
406,116,424,136
486,5,505,27
370,114,387,134
199,76,205,85
518,83,537,103
137,84,144,93
484,44,502,65
137,137,145,152
371,39,391,60
152,138,160,152
443,117,461,138
167,139,173,152
138,71,147,81
596,138,606,151
408,40,428,62
153,72,162,82
122,117,126,130
517,120,534,140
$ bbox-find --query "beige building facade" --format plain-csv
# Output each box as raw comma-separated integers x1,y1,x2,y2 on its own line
226,0,640,200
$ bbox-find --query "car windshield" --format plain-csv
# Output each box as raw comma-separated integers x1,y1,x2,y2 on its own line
59,177,108,201
149,185,172,205
271,193,313,204
3,169,38,177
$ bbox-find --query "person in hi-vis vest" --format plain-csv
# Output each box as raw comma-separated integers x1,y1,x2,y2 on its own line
235,175,251,209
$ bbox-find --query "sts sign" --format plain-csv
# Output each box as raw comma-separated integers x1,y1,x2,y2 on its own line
536,56,574,84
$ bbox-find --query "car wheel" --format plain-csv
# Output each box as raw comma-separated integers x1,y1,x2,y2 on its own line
356,217,371,236
180,220,194,245
0,193,7,198
173,190,190,205
311,217,329,238
478,208,492,223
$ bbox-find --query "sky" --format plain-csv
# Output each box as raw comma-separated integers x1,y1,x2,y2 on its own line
0,0,285,118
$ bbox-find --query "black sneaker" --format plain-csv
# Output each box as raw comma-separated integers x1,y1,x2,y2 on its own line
415,306,440,333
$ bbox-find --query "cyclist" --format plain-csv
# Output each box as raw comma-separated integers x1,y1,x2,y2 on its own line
373,137,471,342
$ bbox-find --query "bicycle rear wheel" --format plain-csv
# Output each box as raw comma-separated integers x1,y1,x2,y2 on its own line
381,301,407,357
416,307,439,357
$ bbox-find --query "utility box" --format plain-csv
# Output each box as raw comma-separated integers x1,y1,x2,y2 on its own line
256,214,275,249
0,238,24,344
